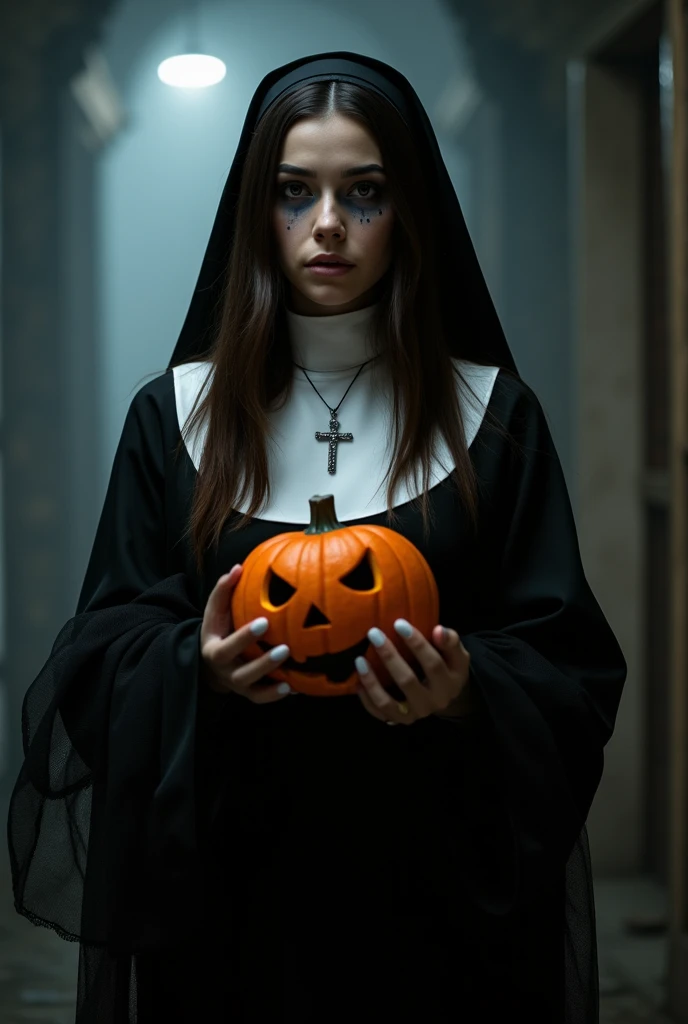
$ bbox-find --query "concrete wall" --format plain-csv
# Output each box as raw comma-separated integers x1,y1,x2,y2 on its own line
570,59,645,873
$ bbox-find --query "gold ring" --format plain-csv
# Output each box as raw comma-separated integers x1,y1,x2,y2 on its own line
397,701,410,715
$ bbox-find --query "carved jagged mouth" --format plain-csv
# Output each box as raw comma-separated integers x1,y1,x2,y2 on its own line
257,636,370,683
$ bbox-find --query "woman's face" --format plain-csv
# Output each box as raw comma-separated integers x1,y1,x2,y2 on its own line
272,114,395,316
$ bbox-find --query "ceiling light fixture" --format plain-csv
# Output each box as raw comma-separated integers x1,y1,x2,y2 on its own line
157,0,226,90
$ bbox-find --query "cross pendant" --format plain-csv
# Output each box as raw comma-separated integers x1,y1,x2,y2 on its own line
315,413,353,475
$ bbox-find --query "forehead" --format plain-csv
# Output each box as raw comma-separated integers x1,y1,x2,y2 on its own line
279,115,382,165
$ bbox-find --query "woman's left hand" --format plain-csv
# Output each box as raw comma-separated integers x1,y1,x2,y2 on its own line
355,620,472,726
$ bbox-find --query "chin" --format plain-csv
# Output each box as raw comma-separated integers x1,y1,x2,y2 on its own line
291,279,381,316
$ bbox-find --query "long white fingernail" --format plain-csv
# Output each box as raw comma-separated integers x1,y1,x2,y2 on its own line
249,617,269,636
269,644,290,662
367,628,385,648
277,682,291,694
393,619,413,639
355,656,370,675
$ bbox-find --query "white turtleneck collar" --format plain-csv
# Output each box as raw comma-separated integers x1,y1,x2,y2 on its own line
172,306,501,523
286,302,379,371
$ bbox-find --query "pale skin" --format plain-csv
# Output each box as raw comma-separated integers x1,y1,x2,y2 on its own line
200,564,293,703
199,114,474,719
272,113,395,316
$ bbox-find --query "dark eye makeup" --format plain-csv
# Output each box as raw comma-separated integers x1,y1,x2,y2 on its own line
278,180,382,202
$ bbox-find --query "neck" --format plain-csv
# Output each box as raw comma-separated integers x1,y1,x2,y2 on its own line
286,303,380,372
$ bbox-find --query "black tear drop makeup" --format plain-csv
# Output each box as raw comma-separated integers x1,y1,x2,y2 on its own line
277,183,389,232
285,204,388,231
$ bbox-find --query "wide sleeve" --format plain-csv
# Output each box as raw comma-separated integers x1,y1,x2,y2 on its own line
430,377,627,918
7,375,208,978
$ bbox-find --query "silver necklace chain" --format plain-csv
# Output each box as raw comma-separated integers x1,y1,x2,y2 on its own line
292,356,377,475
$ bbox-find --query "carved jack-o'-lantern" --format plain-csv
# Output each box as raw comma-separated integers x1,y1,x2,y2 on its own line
231,494,440,696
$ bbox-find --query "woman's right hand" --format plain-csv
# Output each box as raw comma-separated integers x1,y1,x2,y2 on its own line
200,563,293,703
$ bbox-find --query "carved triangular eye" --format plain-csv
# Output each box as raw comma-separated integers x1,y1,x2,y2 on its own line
268,568,297,607
339,550,377,592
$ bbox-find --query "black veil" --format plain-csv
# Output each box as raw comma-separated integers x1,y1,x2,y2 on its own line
167,51,518,373
6,52,607,1024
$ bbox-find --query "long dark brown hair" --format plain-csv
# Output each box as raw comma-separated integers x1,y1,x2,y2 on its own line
170,80,521,575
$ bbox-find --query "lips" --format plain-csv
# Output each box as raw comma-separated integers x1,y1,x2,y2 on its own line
306,255,354,266
257,636,370,683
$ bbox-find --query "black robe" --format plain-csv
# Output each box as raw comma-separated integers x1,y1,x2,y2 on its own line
7,366,626,1023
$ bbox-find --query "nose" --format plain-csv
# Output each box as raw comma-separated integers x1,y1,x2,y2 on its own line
312,195,346,242
303,603,330,628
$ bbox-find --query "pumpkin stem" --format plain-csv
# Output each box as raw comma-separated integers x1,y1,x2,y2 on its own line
304,494,343,535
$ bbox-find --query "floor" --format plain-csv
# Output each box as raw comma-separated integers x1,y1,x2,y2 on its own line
596,875,673,1023
0,786,677,1022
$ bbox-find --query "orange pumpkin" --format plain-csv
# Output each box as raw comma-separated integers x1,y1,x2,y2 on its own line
231,493,439,696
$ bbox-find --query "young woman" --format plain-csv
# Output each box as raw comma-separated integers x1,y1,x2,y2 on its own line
8,52,626,1023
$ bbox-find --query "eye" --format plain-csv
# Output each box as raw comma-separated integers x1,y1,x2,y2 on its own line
267,568,297,607
350,181,380,200
280,182,311,199
339,550,377,592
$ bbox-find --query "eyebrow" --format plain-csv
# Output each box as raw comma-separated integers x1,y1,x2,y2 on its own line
277,163,385,178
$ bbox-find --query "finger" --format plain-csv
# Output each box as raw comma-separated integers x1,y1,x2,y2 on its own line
242,676,296,704
393,620,448,677
207,645,293,702
366,628,434,716
355,656,416,725
201,564,243,644
432,625,470,671
356,683,390,722
393,619,466,705
230,645,291,694
204,614,271,667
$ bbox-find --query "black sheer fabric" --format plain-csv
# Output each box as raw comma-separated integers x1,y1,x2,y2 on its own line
7,607,601,1023
7,365,625,1021
6,581,603,1023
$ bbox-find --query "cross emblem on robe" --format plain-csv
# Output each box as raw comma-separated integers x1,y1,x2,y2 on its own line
315,413,353,475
